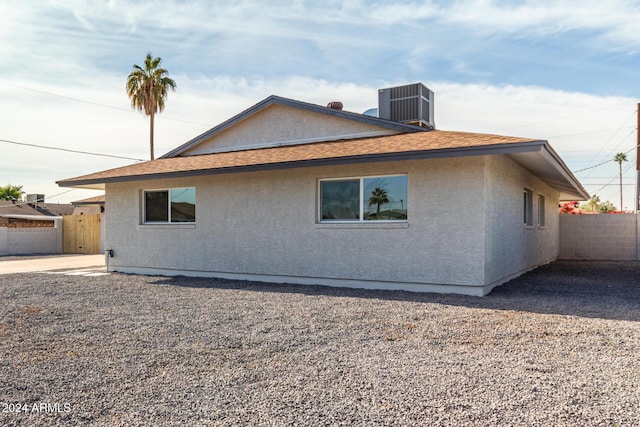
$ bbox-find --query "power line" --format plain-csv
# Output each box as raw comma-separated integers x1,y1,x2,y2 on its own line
489,99,632,133
578,112,636,179
0,189,79,207
45,188,80,201
546,126,635,139
0,80,212,127
1,138,145,161
591,160,636,196
0,81,133,113
573,143,637,173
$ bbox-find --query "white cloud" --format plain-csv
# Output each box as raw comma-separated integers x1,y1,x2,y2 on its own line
439,0,640,51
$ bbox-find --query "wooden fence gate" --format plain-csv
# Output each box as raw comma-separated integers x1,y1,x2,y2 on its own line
63,214,101,254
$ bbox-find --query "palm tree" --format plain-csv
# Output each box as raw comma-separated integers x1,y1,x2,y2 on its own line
588,194,600,213
368,187,389,218
614,152,627,211
126,53,176,160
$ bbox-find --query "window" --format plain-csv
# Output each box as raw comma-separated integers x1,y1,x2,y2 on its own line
143,187,196,223
538,195,546,227
319,175,407,222
523,189,533,226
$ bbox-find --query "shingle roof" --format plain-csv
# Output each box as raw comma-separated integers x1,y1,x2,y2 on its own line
71,195,105,205
58,130,538,187
0,201,74,217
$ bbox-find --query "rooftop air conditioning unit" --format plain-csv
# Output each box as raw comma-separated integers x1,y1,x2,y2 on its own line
378,83,434,129
26,194,45,203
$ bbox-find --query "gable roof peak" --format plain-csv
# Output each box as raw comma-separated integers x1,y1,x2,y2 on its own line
160,94,428,159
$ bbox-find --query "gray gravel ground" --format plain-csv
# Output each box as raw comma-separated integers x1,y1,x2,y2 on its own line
0,260,639,426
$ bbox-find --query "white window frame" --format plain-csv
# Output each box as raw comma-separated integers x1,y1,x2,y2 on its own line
538,194,546,227
523,188,533,227
318,174,408,223
142,187,196,224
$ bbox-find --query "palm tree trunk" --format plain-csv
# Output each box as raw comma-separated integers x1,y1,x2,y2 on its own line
150,111,155,160
619,162,623,210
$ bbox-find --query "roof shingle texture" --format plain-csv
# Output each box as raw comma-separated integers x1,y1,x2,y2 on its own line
59,130,537,185
0,201,74,216
72,195,105,204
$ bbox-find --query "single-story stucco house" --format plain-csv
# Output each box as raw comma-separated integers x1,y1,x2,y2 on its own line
58,83,588,296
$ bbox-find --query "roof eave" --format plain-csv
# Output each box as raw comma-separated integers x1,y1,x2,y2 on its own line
506,143,589,201
542,144,590,201
58,141,547,188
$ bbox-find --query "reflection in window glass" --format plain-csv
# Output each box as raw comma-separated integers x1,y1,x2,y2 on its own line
320,180,359,220
145,190,169,222
170,187,196,222
319,175,408,222
363,176,408,221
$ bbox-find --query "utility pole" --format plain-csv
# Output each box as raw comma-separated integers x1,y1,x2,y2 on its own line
637,103,640,212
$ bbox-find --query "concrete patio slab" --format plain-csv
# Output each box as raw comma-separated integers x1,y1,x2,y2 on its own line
0,254,105,274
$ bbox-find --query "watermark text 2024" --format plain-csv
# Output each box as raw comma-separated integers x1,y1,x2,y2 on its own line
2,402,71,414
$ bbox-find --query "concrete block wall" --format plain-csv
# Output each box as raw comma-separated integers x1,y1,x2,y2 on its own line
559,214,639,260
0,220,63,256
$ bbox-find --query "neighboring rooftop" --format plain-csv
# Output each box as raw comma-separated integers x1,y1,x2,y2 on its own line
0,200,74,217
71,195,105,206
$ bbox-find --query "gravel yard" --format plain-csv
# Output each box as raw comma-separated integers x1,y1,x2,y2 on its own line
1,260,639,426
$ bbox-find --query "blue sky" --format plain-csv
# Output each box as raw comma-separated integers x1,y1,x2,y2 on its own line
1,0,639,208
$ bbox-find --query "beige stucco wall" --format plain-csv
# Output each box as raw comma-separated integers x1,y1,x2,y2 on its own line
103,155,560,295
182,104,398,156
483,155,561,291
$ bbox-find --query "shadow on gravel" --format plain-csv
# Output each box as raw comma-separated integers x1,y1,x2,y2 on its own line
149,260,640,322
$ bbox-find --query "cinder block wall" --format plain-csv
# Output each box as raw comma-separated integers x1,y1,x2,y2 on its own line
0,221,63,256
559,214,639,260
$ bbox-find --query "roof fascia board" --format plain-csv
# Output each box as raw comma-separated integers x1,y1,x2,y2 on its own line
161,96,278,158
539,144,590,200
72,201,105,206
58,141,546,187
160,95,426,159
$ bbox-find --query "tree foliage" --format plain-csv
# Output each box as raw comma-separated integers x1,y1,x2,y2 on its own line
0,184,24,201
578,195,617,213
126,53,176,160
